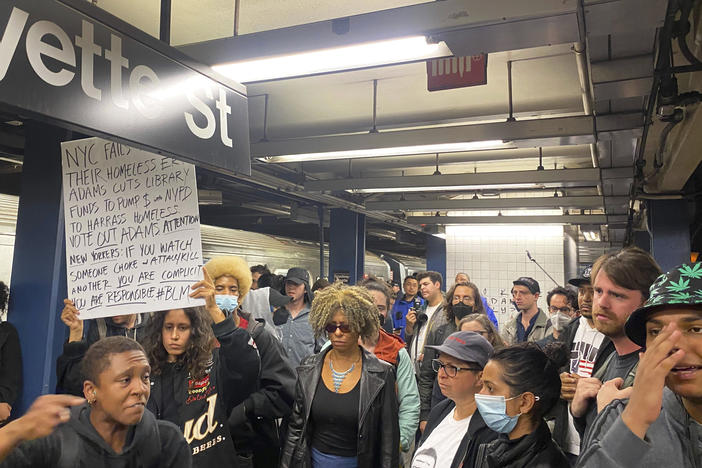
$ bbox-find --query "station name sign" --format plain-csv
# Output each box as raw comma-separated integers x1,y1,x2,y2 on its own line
0,0,250,174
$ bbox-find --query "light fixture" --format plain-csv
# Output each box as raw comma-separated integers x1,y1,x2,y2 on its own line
213,36,451,83
348,182,539,194
260,140,512,164
583,230,601,241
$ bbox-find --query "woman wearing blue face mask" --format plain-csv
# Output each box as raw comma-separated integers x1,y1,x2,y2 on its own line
474,343,568,468
204,256,296,468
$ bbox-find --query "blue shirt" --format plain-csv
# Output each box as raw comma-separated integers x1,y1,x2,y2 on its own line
481,297,499,329
515,311,539,343
390,296,424,340
276,304,318,366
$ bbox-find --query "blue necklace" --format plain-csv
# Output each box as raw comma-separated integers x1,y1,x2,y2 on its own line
329,358,356,393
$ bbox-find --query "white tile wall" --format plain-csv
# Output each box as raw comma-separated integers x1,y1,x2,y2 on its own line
446,225,565,329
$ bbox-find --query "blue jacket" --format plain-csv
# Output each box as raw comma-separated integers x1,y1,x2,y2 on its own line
482,297,499,329
390,295,424,340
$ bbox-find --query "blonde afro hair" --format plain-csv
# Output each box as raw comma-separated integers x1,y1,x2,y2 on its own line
309,282,379,342
204,256,252,300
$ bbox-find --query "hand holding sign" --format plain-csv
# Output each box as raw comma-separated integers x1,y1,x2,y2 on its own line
60,299,83,343
190,267,229,325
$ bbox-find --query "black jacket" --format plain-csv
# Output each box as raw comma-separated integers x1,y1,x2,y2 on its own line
280,346,400,468
475,419,569,468
228,316,296,459
418,320,457,421
0,403,191,467
56,315,149,396
0,322,22,408
417,398,498,468
147,316,260,467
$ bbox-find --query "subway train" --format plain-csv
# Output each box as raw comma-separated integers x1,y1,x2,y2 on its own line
0,194,425,287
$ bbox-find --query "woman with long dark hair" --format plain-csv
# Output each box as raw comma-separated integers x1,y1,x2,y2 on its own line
474,343,568,467
143,268,260,467
280,283,399,468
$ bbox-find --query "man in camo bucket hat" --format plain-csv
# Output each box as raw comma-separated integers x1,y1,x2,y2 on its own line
578,262,702,467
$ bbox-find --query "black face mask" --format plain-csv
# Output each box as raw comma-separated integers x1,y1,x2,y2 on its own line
453,303,474,320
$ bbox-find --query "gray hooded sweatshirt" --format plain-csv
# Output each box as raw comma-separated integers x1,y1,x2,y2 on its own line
577,388,702,468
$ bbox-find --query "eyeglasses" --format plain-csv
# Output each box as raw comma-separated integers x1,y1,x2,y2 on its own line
548,306,572,314
452,295,475,305
325,323,352,334
431,359,481,378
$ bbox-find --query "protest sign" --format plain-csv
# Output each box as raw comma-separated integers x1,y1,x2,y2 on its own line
60,137,205,319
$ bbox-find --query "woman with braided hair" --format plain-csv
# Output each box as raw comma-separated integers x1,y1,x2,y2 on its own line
280,282,399,468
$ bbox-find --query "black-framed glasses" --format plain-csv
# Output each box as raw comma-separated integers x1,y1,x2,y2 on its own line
431,359,481,378
452,296,475,305
548,306,572,314
325,323,352,334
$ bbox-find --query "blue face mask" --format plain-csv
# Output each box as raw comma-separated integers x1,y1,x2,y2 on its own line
215,295,238,316
474,393,529,434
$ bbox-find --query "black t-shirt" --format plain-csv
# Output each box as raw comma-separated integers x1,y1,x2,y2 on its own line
310,378,360,457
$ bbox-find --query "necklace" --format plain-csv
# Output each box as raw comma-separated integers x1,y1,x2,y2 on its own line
329,352,360,393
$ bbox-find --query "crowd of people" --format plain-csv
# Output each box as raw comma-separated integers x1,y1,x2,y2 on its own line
0,246,701,468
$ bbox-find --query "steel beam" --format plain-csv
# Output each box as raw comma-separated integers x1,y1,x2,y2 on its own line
305,168,601,192
178,0,579,65
253,114,642,160
405,215,608,225
365,196,608,211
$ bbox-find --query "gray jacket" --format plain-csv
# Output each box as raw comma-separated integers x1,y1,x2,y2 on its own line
500,309,552,345
577,388,702,467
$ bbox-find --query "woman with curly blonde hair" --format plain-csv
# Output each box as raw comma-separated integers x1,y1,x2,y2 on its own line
142,268,260,468
281,283,399,468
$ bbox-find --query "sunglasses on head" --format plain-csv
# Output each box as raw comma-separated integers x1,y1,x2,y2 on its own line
325,323,352,334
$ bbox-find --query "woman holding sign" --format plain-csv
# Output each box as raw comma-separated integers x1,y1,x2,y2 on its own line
142,267,260,467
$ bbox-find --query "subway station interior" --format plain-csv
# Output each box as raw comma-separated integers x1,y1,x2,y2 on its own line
0,0,701,429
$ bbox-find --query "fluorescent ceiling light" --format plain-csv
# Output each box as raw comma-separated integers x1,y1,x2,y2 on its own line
261,140,512,164
349,182,538,194
583,230,601,241
213,36,450,83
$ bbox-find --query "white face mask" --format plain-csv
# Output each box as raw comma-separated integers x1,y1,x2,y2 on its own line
550,312,571,332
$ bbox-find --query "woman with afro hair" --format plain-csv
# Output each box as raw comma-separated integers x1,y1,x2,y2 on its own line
203,256,296,468
280,282,399,468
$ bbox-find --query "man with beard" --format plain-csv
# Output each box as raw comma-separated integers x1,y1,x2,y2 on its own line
550,265,613,463
577,262,702,467
501,277,552,344
570,248,661,441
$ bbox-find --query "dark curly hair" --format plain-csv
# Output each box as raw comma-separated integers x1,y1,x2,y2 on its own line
142,307,215,381
445,281,484,322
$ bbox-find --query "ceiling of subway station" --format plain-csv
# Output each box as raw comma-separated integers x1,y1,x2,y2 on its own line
2,0,701,258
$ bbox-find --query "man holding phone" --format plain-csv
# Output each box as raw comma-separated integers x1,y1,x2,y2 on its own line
391,275,424,340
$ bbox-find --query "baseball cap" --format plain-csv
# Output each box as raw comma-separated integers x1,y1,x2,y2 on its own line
626,262,702,347
285,267,310,286
513,277,540,294
568,265,593,288
425,331,494,368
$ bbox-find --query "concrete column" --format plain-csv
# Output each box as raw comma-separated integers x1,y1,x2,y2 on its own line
9,122,72,413
563,226,579,285
648,199,690,272
328,208,365,285
426,234,447,290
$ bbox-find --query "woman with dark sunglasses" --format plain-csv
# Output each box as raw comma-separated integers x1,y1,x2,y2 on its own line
280,283,399,468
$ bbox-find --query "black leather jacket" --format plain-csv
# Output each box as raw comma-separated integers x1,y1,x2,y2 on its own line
280,346,400,468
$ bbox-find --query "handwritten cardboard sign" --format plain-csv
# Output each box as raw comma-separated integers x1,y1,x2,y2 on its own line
60,137,205,319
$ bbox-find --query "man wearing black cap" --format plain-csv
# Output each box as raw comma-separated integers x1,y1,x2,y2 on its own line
501,277,552,345
274,267,318,366
578,262,702,467
551,265,613,463
411,331,497,468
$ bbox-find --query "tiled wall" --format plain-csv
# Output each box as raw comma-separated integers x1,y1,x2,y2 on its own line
446,225,565,329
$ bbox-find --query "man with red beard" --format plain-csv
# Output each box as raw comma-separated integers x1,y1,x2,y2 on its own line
570,248,661,441
578,262,702,467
